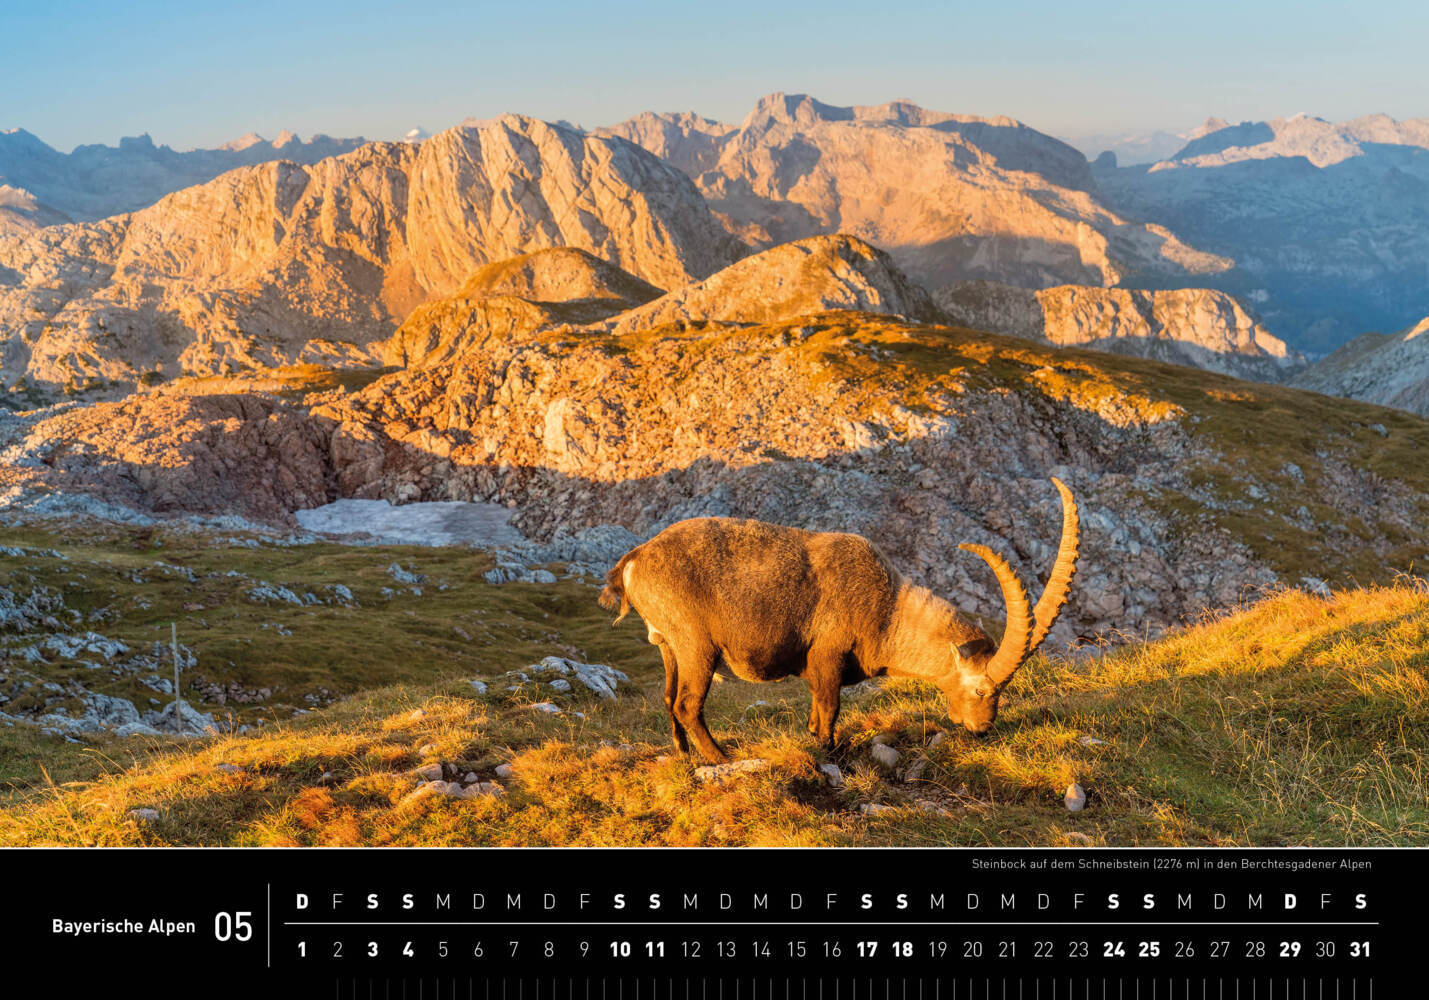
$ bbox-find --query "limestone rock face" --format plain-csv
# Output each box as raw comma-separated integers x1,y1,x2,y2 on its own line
381,248,663,367
0,184,70,236
600,93,1230,291
9,316,1426,642
612,235,940,334
0,117,740,394
936,281,1301,380
1292,317,1429,416
0,389,333,522
1094,113,1429,353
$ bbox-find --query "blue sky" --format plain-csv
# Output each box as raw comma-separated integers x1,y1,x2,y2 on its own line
6,0,1425,151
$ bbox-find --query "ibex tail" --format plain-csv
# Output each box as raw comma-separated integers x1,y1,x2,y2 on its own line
599,551,637,624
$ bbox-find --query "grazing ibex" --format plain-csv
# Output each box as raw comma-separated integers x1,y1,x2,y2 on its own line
599,478,1080,763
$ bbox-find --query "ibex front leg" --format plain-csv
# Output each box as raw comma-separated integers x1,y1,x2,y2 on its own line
804,647,843,752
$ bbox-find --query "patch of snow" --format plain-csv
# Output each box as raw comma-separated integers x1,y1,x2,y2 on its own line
295,499,525,548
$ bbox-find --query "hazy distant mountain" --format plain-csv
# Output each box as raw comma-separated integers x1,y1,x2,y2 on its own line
0,116,740,393
600,93,1231,291
1063,128,1191,166
0,128,367,221
1293,316,1429,416
1095,113,1429,353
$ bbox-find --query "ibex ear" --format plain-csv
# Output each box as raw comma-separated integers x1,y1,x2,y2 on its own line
955,638,993,660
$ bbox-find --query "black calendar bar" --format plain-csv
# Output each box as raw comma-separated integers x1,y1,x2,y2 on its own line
15,849,1418,997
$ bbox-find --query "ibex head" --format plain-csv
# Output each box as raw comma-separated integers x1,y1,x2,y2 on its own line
936,477,1081,735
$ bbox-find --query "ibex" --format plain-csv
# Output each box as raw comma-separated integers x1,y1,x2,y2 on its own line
599,478,1080,763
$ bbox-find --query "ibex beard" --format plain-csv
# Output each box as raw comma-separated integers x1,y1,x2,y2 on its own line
599,478,1080,764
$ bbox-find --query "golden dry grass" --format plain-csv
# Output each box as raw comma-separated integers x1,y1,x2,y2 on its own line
3,518,1424,847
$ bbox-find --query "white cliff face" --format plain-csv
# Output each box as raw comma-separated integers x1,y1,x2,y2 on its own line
1293,317,1429,416
0,117,741,393
0,127,368,222
611,235,940,334
600,92,1231,291
935,281,1300,380
1095,113,1429,354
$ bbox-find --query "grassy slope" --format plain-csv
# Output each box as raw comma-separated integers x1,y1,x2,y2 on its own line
2,521,1425,847
802,317,1429,585
612,315,1429,585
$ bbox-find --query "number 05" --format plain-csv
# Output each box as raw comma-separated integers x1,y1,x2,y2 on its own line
214,912,253,942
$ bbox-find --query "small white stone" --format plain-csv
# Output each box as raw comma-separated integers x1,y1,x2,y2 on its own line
417,743,437,755
411,763,443,782
1064,782,1087,812
213,763,244,775
408,709,426,721
818,762,844,786
469,680,488,695
531,702,562,714
462,772,479,783
870,743,901,768
494,763,515,779
128,808,160,822
1077,735,1106,747
859,802,896,815
928,731,948,748
549,678,572,693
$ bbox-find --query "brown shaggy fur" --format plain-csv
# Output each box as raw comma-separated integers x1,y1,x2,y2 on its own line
601,518,1014,763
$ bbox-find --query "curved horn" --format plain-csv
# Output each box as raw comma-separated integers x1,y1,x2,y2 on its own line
957,542,1033,684
1028,477,1081,655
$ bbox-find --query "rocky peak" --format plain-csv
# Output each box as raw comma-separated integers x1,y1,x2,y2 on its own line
605,92,1228,291
403,115,741,294
935,281,1301,380
383,247,666,368
455,247,664,306
611,234,940,335
0,117,741,394
219,132,266,152
1188,117,1230,140
740,92,855,131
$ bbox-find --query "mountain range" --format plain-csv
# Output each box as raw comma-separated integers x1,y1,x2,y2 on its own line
2,96,1427,417
0,116,737,392
1062,128,1191,166
1094,113,1429,353
599,94,1230,291
0,128,367,228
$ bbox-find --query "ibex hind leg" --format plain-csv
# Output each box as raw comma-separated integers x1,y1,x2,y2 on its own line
671,640,728,764
658,643,689,753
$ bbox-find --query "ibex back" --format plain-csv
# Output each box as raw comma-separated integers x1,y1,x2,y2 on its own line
599,478,1080,763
